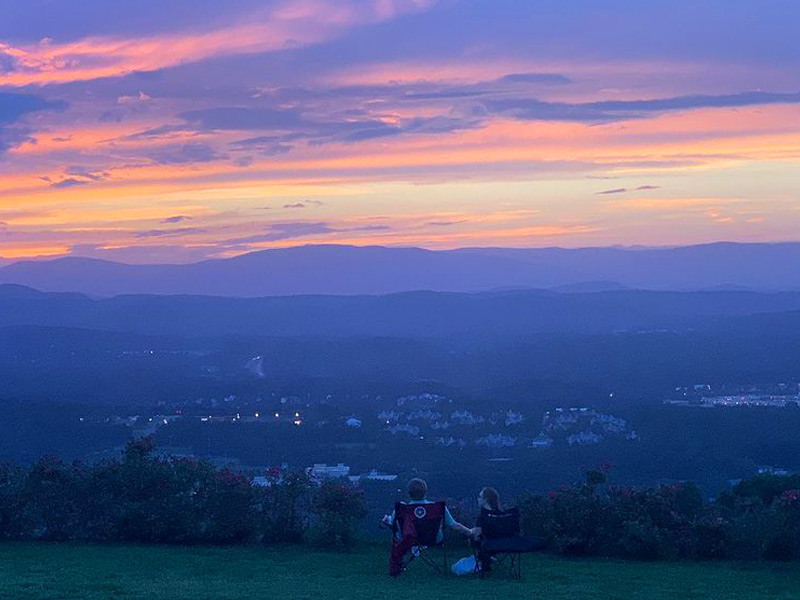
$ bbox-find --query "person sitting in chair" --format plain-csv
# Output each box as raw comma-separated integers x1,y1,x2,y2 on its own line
472,486,546,577
472,486,501,571
385,478,478,576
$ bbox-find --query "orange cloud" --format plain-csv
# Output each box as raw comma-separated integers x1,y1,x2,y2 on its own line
3,103,799,214
0,245,70,259
0,0,436,87
241,222,602,251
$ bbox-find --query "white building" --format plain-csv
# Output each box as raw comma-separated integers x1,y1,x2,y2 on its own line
407,409,441,422
450,410,485,426
505,410,525,426
386,424,420,436
567,432,602,446
476,434,517,448
348,470,399,483
378,410,401,423
308,463,350,479
530,433,554,448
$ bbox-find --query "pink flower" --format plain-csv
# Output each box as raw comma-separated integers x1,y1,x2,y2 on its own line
780,489,800,501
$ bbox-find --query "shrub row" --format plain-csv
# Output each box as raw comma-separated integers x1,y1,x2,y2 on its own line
0,438,366,549
4,440,800,561
519,468,800,561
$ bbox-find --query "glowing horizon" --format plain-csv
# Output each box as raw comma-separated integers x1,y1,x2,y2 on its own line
1,0,799,263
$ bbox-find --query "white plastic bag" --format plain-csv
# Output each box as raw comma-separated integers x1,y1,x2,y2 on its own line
451,555,477,576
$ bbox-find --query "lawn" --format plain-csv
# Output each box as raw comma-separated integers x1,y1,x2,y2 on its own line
2,543,800,600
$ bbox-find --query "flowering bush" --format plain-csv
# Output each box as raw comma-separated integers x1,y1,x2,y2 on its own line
23,456,90,541
757,489,800,560
309,482,368,550
520,468,725,560
0,439,319,546
256,469,313,543
519,469,800,562
6,445,800,561
194,467,256,544
718,475,800,561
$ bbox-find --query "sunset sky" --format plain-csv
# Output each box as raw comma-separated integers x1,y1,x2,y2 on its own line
1,0,799,263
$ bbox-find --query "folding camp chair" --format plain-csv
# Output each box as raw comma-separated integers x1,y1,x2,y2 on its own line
474,507,545,580
390,501,448,576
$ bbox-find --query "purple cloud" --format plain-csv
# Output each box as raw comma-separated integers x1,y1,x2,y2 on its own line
222,221,391,245
486,91,800,124
135,227,207,238
428,220,468,226
0,93,65,154
64,166,107,181
149,143,226,164
498,73,573,85
179,107,303,131
226,222,335,244
0,93,66,125
596,185,660,195
51,178,90,189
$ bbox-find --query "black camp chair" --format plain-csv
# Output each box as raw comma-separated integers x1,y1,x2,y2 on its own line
474,507,545,579
391,501,449,575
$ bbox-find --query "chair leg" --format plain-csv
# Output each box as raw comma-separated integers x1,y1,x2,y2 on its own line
418,547,451,576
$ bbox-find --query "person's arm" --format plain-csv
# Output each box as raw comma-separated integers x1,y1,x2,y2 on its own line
451,522,479,537
445,507,480,537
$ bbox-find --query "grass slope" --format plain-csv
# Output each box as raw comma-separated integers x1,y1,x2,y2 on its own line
2,543,800,600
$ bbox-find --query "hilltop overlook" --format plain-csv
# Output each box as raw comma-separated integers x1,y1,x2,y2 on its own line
2,543,800,600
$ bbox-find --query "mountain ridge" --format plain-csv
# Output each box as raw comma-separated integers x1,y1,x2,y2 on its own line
3,242,800,297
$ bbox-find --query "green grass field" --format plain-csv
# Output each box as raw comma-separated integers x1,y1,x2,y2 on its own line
2,543,800,600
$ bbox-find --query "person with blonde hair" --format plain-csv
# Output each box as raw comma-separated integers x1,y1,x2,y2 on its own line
384,478,479,539
385,477,478,576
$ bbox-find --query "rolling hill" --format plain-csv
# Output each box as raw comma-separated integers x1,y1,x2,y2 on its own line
3,242,800,296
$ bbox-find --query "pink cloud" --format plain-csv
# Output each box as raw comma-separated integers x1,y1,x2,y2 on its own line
0,0,438,87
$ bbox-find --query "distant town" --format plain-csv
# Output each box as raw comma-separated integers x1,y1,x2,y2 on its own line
69,388,646,476
666,382,800,408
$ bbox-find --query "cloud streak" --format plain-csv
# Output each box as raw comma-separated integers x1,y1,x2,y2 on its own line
0,92,66,153
484,91,800,123
0,0,438,87
597,185,660,195
135,227,207,238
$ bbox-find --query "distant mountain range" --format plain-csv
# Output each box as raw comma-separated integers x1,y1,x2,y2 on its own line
5,284,800,407
4,283,800,339
2,242,800,297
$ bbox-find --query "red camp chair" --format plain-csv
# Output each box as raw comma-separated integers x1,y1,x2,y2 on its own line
474,507,545,579
389,501,448,577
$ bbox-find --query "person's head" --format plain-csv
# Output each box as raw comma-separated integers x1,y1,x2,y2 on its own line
408,478,428,501
478,486,500,511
